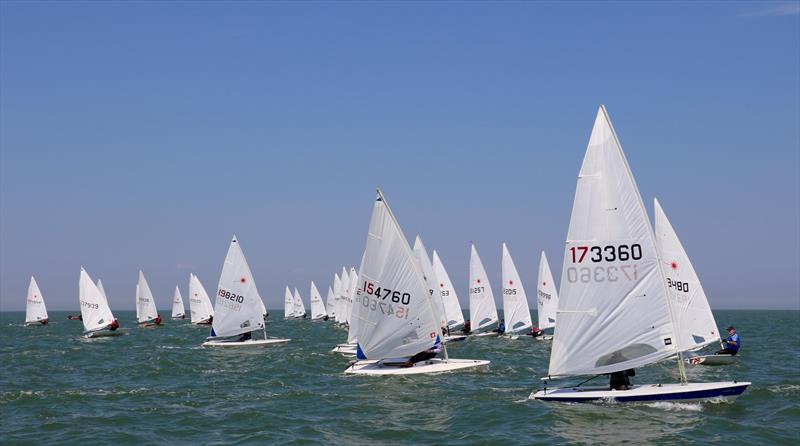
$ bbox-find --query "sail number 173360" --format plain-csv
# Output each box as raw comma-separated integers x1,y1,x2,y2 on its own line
569,244,642,263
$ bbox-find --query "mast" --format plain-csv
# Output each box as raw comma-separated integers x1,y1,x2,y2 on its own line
376,188,449,362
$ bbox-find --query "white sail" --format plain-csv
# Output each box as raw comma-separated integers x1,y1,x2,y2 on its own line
293,288,306,317
331,273,341,318
548,105,676,378
325,285,336,318
432,250,465,330
346,264,363,344
310,281,327,319
189,273,215,324
136,271,160,324
79,267,116,332
25,276,48,324
96,279,108,304
171,286,185,318
654,198,720,352
284,286,295,318
337,267,350,323
501,243,533,334
345,267,358,325
210,235,265,338
469,244,499,332
536,251,559,332
353,191,440,360
413,236,447,329
256,290,267,319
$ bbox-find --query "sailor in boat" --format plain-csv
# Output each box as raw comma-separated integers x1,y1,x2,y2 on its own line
461,320,471,334
322,315,329,321
402,342,443,368
238,331,252,342
154,315,162,325
525,327,544,338
68,314,82,321
492,319,506,335
608,369,636,390
716,326,740,356
109,319,120,331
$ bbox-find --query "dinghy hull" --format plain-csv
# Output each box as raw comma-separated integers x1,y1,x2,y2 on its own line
530,381,750,403
83,329,126,338
472,331,500,338
686,354,737,366
443,335,467,343
202,338,290,348
345,358,490,375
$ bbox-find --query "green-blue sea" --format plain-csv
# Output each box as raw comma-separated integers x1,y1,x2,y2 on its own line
1,310,798,445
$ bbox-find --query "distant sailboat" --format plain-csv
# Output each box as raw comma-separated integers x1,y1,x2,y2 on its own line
432,250,466,331
469,244,499,336
501,243,533,336
79,267,122,338
171,286,185,319
330,273,341,319
136,271,162,326
310,281,328,320
188,273,214,325
24,276,49,326
293,288,307,319
345,189,489,375
531,105,748,402
412,236,448,331
536,251,559,339
202,235,289,347
654,198,731,366
325,286,336,319
283,286,296,319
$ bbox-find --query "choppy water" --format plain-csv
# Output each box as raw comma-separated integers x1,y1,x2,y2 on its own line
1,310,798,445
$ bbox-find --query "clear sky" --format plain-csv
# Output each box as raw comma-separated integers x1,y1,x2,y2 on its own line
1,1,798,312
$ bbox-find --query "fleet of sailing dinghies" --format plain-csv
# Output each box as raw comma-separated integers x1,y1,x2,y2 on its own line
468,244,499,335
293,288,307,318
24,276,49,326
345,189,490,375
79,267,123,338
309,281,328,320
536,251,558,338
136,271,162,326
171,286,185,319
654,198,732,366
189,273,214,325
202,236,289,348
501,243,533,335
530,105,748,402
431,250,465,331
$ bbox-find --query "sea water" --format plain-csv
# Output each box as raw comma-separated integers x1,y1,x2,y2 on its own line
1,310,797,445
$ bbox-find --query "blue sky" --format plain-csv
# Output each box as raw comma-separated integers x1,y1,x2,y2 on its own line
1,1,798,311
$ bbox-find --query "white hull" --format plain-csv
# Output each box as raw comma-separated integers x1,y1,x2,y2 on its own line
345,358,490,375
193,319,213,325
686,354,737,366
25,320,48,326
472,331,500,338
530,381,750,403
83,329,126,338
202,338,290,348
331,343,358,356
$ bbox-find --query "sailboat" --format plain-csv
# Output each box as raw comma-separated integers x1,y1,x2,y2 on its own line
468,244,500,336
432,250,466,332
536,251,559,340
345,189,490,375
293,288,307,319
24,276,49,325
79,267,123,338
310,281,328,320
283,286,296,318
136,271,162,326
325,286,336,319
413,237,467,343
202,235,289,347
171,286,186,320
189,273,214,325
530,105,748,402
501,243,533,337
654,198,732,366
330,273,341,319
336,266,351,326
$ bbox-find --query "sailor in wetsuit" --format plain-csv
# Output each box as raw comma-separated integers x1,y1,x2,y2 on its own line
403,342,443,368
609,369,635,390
493,319,506,335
